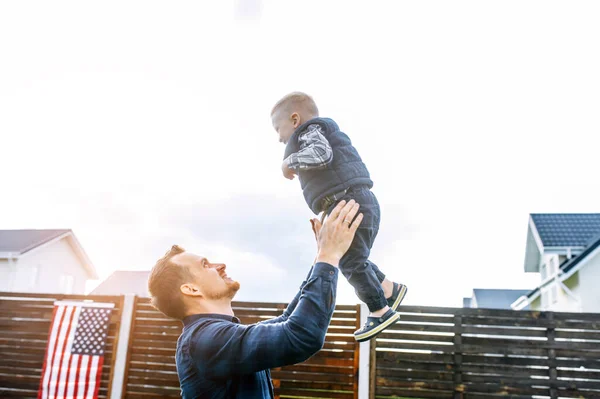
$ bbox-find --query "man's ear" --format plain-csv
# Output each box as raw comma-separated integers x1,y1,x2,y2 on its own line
291,112,301,128
180,283,203,297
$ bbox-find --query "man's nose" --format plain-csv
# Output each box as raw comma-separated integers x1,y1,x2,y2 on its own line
214,263,226,271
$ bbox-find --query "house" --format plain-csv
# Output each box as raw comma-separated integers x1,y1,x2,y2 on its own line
0,229,98,294
512,213,600,312
90,270,150,296
463,289,531,309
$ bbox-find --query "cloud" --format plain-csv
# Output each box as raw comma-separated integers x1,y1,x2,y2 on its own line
2,1,599,308
151,193,418,303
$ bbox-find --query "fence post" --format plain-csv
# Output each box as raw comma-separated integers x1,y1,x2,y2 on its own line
358,303,371,399
109,293,136,399
453,314,463,399
546,312,558,399
369,335,377,399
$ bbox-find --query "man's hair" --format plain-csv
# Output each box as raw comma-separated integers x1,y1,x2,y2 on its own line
147,245,192,320
271,91,319,118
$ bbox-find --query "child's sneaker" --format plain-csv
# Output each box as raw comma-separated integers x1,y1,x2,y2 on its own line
387,283,408,311
354,308,399,342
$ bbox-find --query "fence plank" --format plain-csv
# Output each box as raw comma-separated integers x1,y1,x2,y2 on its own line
275,380,354,391
385,322,455,333
353,303,360,399
274,363,354,374
272,370,354,384
375,386,453,398
276,388,353,399
377,331,454,342
453,314,463,399
462,325,547,337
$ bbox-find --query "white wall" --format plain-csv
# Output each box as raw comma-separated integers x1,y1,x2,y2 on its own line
0,259,16,291
1,238,89,294
552,281,581,312
577,248,600,313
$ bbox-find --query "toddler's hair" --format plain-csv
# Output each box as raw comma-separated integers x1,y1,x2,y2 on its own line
271,92,319,118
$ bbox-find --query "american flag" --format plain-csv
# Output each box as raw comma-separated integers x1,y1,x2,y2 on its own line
38,301,115,399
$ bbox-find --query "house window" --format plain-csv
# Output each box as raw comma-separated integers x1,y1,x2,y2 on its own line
60,275,74,294
541,255,560,283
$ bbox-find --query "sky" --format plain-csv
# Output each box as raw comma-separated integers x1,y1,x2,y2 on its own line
1,1,599,307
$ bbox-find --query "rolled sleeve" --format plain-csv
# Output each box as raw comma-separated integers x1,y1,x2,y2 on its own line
310,262,338,280
284,124,333,170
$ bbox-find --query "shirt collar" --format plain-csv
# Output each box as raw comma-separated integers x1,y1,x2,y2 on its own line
182,313,240,328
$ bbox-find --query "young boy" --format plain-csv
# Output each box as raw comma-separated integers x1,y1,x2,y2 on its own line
271,92,408,342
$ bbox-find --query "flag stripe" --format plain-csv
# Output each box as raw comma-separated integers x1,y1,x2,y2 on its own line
66,309,82,397
66,354,79,399
85,356,99,399
73,354,83,399
50,306,74,399
48,307,72,399
92,357,104,399
58,306,81,398
77,356,89,399
38,305,60,399
44,306,66,399
54,306,78,399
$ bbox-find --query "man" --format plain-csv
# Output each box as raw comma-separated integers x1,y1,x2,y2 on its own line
147,200,364,398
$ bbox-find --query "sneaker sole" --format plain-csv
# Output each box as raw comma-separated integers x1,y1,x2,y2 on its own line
390,284,408,312
354,312,400,342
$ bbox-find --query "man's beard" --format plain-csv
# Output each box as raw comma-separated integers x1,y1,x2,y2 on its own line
227,280,241,298
205,280,240,300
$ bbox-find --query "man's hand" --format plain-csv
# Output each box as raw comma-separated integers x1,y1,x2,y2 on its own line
282,161,297,180
315,200,363,267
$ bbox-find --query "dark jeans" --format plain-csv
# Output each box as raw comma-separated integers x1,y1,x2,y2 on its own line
326,186,387,312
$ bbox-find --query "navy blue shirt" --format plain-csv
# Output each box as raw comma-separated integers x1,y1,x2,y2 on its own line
176,263,339,398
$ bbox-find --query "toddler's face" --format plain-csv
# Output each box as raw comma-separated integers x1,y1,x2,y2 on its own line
271,111,297,145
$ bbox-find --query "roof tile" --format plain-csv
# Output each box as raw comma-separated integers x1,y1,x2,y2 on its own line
531,214,600,247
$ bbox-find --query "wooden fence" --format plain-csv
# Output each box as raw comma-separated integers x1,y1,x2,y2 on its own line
3,292,600,399
122,297,361,399
0,292,123,399
372,306,600,399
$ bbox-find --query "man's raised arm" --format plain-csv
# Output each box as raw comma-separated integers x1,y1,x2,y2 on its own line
190,200,363,378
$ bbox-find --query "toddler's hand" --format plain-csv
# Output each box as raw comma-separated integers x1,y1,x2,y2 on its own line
282,162,297,180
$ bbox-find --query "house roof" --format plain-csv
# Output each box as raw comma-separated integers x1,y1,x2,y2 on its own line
90,271,150,296
471,289,531,309
523,233,600,300
530,213,600,247
0,229,71,255
0,229,98,279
